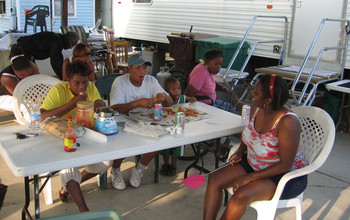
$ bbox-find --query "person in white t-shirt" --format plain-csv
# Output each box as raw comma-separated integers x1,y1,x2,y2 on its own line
109,54,173,190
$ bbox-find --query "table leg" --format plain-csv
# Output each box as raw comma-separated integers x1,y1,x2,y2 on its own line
154,154,159,183
335,93,346,129
183,137,230,178
34,175,40,219
22,177,33,220
184,143,211,178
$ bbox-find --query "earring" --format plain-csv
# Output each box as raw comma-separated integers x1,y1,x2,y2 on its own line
264,103,269,109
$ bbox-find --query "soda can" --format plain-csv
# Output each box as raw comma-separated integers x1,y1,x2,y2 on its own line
175,112,185,130
154,103,163,121
241,104,251,123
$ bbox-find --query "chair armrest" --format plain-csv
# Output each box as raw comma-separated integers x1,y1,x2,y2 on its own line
195,96,214,105
271,165,313,201
25,9,33,15
226,143,240,162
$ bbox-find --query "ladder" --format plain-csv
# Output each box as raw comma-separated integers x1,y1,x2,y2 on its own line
220,15,289,112
290,18,350,106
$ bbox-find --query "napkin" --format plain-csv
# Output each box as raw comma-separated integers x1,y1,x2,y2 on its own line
123,122,167,138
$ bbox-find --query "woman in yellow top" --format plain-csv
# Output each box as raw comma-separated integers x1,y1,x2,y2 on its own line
40,61,106,212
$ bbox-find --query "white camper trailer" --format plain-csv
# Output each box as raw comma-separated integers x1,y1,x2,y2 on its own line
111,0,350,70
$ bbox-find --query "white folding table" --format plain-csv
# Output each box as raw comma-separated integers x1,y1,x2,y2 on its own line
0,102,245,219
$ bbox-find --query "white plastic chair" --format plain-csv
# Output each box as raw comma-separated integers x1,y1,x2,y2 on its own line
13,75,61,125
13,75,61,204
226,106,335,220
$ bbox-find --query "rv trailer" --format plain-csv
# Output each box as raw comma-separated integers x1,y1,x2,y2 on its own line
112,0,350,70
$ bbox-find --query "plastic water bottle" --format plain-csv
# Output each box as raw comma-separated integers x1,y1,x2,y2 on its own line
29,101,41,135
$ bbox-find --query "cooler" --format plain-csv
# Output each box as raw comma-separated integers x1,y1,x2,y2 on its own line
167,33,218,79
193,37,250,70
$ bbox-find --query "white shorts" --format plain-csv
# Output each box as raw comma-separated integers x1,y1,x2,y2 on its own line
59,160,112,190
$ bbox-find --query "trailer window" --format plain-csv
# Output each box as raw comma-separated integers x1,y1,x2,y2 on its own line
53,0,77,18
133,0,152,3
0,0,5,15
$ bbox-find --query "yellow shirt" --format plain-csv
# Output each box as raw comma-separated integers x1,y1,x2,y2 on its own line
41,81,101,120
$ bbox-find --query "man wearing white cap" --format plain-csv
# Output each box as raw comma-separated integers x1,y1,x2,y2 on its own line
109,54,173,189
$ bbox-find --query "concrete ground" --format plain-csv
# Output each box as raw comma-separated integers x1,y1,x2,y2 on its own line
0,112,349,220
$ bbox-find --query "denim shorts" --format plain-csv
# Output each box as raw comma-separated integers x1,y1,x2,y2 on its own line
239,155,307,199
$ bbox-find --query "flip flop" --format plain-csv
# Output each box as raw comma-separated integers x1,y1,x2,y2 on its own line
59,188,69,203
0,184,8,210
167,165,177,176
159,164,170,176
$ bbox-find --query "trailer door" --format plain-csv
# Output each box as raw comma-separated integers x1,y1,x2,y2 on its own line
289,0,347,63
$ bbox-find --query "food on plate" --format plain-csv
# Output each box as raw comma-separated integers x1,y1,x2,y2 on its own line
163,107,200,117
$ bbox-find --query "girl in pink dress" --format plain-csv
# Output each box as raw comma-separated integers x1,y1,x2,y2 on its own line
203,75,308,220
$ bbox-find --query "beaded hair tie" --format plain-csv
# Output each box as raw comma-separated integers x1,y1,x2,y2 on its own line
269,75,276,100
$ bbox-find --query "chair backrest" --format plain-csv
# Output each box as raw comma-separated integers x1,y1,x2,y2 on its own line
103,26,115,53
114,41,129,65
103,26,117,71
13,75,61,125
31,5,49,11
26,5,49,21
95,74,121,104
61,25,87,43
292,106,335,171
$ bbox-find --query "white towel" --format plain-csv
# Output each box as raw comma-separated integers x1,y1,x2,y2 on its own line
123,121,167,138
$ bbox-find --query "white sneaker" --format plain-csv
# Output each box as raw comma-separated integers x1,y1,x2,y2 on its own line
129,167,143,188
111,170,126,190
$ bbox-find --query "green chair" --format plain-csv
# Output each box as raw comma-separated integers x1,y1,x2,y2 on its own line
95,74,122,188
95,74,122,105
24,5,49,33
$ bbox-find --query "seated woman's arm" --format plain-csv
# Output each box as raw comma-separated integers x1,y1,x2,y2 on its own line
228,142,248,164
216,82,237,101
233,115,301,187
30,61,40,75
1,76,19,95
215,82,230,94
62,59,69,81
94,99,105,112
1,61,39,94
40,93,87,121
185,84,198,97
87,59,95,82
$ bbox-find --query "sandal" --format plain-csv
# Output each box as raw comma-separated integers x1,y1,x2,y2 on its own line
59,188,69,203
159,164,170,176
0,184,8,210
167,165,177,176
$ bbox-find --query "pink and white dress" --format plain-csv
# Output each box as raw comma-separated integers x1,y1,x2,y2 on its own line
242,108,308,171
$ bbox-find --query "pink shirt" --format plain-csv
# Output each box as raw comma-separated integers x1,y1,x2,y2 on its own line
242,108,308,171
188,63,216,104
